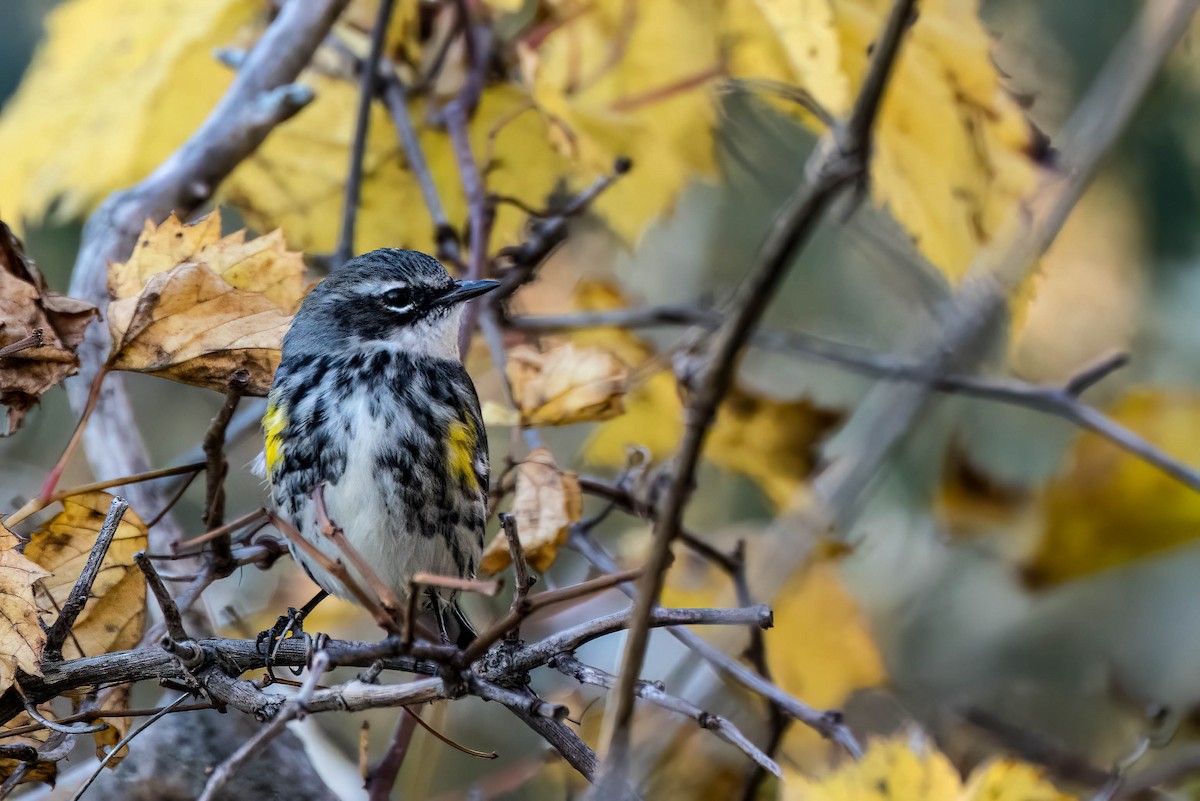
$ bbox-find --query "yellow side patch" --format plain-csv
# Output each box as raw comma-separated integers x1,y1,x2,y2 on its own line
447,417,480,492
262,399,288,479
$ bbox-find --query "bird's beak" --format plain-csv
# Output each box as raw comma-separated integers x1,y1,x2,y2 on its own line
434,279,501,307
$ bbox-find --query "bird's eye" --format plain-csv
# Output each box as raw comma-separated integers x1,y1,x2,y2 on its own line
382,287,412,311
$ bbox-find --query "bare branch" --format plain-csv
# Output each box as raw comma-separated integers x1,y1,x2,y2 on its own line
198,653,331,801
134,552,188,643
43,496,129,662
336,0,396,267
203,373,247,576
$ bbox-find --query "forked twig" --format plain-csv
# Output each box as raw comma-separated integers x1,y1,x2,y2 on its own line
43,496,129,662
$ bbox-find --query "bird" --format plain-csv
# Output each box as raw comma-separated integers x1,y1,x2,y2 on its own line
258,249,498,647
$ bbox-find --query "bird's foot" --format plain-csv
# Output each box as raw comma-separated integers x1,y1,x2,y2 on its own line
256,590,329,679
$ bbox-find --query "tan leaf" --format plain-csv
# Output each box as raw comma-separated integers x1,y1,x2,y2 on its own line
0,712,56,787
0,527,50,694
481,448,582,574
507,343,628,427
106,211,306,395
91,682,133,767
25,492,147,660
0,221,98,433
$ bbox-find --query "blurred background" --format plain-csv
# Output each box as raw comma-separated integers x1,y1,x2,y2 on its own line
4,1,1200,798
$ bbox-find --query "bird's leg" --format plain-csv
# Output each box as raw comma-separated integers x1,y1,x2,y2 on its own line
256,589,329,679
426,587,451,644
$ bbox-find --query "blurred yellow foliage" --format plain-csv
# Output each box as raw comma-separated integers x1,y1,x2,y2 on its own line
783,736,1073,800
1025,390,1200,586
0,0,256,224
729,0,1040,282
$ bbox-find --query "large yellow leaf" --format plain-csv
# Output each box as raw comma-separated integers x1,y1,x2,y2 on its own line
782,736,1073,800
727,0,1040,282
25,492,148,660
106,211,307,396
223,77,571,256
0,0,258,225
525,0,722,242
481,448,582,574
0,527,50,694
0,221,97,433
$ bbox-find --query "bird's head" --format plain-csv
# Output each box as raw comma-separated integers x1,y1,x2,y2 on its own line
283,249,499,361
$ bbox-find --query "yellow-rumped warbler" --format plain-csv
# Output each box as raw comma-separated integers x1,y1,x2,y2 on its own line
259,249,498,645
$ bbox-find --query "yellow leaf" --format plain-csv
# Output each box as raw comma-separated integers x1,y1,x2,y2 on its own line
961,760,1075,801
1021,390,1200,586
0,527,50,695
481,448,582,574
0,220,97,433
106,211,306,396
224,77,570,256
25,492,147,660
508,343,628,427
526,0,722,242
0,0,259,225
0,712,56,788
782,737,1074,801
783,737,960,800
727,0,1041,282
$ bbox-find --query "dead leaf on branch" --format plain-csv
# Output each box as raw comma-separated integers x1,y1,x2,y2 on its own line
25,491,148,660
0,526,50,696
481,448,582,574
106,210,307,396
0,221,98,433
508,343,629,427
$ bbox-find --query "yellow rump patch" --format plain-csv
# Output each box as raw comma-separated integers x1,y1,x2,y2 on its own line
262,400,287,478
447,417,480,492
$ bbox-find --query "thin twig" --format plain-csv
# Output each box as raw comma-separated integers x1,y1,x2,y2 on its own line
69,693,193,801
336,0,396,267
552,653,780,777
365,706,420,801
461,567,643,665
379,65,460,263
313,483,405,620
269,510,402,636
500,513,534,644
594,2,917,785
569,526,861,755
134,552,188,642
44,496,129,662
203,374,246,576
0,330,43,359
197,652,330,801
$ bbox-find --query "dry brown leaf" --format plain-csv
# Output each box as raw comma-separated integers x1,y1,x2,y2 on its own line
91,682,133,767
0,221,97,433
507,343,628,427
481,448,582,574
0,526,50,695
106,210,307,396
25,492,147,660
0,711,56,787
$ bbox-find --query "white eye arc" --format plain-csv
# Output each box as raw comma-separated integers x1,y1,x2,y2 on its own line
387,303,414,315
